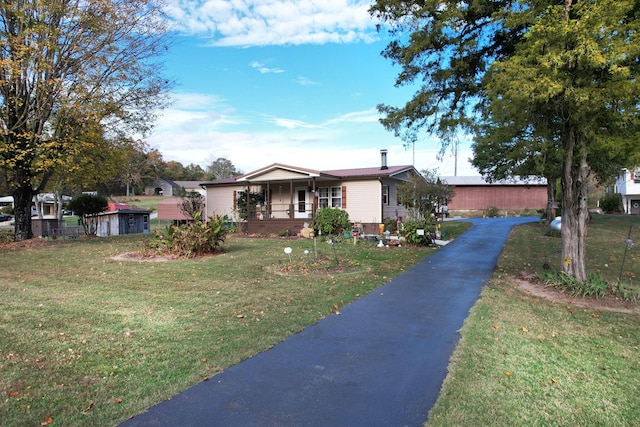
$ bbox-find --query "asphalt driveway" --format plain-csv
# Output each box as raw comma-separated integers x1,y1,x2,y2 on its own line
121,217,537,427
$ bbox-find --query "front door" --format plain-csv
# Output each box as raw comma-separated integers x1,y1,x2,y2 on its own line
295,188,308,219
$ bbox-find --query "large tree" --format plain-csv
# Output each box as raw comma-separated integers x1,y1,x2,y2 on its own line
206,157,241,181
371,0,640,281
0,0,171,241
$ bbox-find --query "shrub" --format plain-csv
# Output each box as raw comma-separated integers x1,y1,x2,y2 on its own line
400,219,432,246
485,206,500,217
538,270,639,300
599,193,622,214
146,213,229,258
312,207,350,236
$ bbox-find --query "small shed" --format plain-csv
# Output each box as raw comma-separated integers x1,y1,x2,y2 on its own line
95,209,152,237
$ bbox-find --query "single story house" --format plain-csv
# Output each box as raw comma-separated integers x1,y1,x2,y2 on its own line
614,167,640,214
145,179,205,196
202,151,418,234
442,176,548,213
0,193,72,217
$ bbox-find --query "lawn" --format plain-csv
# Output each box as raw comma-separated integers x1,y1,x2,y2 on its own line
426,215,640,426
2,217,637,426
0,223,470,426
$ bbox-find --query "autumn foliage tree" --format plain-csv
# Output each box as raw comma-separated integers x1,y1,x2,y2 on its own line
0,0,171,241
370,0,640,281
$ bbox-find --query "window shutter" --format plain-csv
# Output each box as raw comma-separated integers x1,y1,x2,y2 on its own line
233,190,237,209
342,186,347,209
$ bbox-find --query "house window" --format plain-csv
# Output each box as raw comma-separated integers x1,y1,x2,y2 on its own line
634,168,640,183
382,185,389,205
319,186,342,208
318,188,329,208
331,187,342,208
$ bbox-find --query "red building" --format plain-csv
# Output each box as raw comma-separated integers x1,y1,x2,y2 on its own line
442,176,547,212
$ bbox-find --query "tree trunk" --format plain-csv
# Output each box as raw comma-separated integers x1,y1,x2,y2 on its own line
12,184,34,241
560,128,589,282
546,176,556,221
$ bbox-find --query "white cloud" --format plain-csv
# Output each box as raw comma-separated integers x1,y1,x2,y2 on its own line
326,109,380,124
164,0,379,46
250,61,285,73
269,117,322,129
296,76,320,86
145,92,480,177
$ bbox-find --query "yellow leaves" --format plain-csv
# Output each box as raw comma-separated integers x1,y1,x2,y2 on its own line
492,324,500,330
551,376,559,383
505,371,512,377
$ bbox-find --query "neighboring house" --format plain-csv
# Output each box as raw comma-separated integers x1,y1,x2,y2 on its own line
614,167,640,214
145,178,179,196
173,181,206,196
144,179,205,196
202,151,418,234
0,193,72,217
442,176,547,212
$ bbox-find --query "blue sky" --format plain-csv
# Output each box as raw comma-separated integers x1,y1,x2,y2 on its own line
146,0,478,176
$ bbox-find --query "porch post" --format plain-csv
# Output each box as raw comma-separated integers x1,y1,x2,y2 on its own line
312,177,317,218
266,181,271,219
289,179,294,219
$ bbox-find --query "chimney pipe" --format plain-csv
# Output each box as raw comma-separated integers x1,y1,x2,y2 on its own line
380,149,388,170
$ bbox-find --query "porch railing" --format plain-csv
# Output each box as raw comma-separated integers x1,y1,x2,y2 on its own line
247,202,315,220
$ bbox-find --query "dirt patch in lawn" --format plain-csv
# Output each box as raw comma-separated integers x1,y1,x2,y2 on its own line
512,273,640,315
110,252,176,262
0,238,53,250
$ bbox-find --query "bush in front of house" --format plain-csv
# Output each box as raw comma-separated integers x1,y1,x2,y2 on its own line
312,207,350,237
147,213,229,258
599,193,623,214
400,219,432,246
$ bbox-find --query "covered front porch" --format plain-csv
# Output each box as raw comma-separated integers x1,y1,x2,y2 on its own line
242,180,318,234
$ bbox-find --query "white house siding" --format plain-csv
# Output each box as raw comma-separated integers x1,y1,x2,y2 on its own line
267,182,294,219
246,169,310,181
206,185,242,218
343,180,383,224
615,169,640,214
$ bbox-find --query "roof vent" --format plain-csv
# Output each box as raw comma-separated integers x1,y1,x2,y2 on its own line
380,149,388,170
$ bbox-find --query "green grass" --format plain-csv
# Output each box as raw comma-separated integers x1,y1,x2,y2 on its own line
0,233,437,426
111,195,166,212
426,215,640,426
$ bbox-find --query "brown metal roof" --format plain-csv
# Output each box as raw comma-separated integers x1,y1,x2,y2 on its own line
201,164,416,186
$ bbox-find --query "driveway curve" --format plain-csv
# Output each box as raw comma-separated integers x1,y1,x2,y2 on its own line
121,217,537,427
